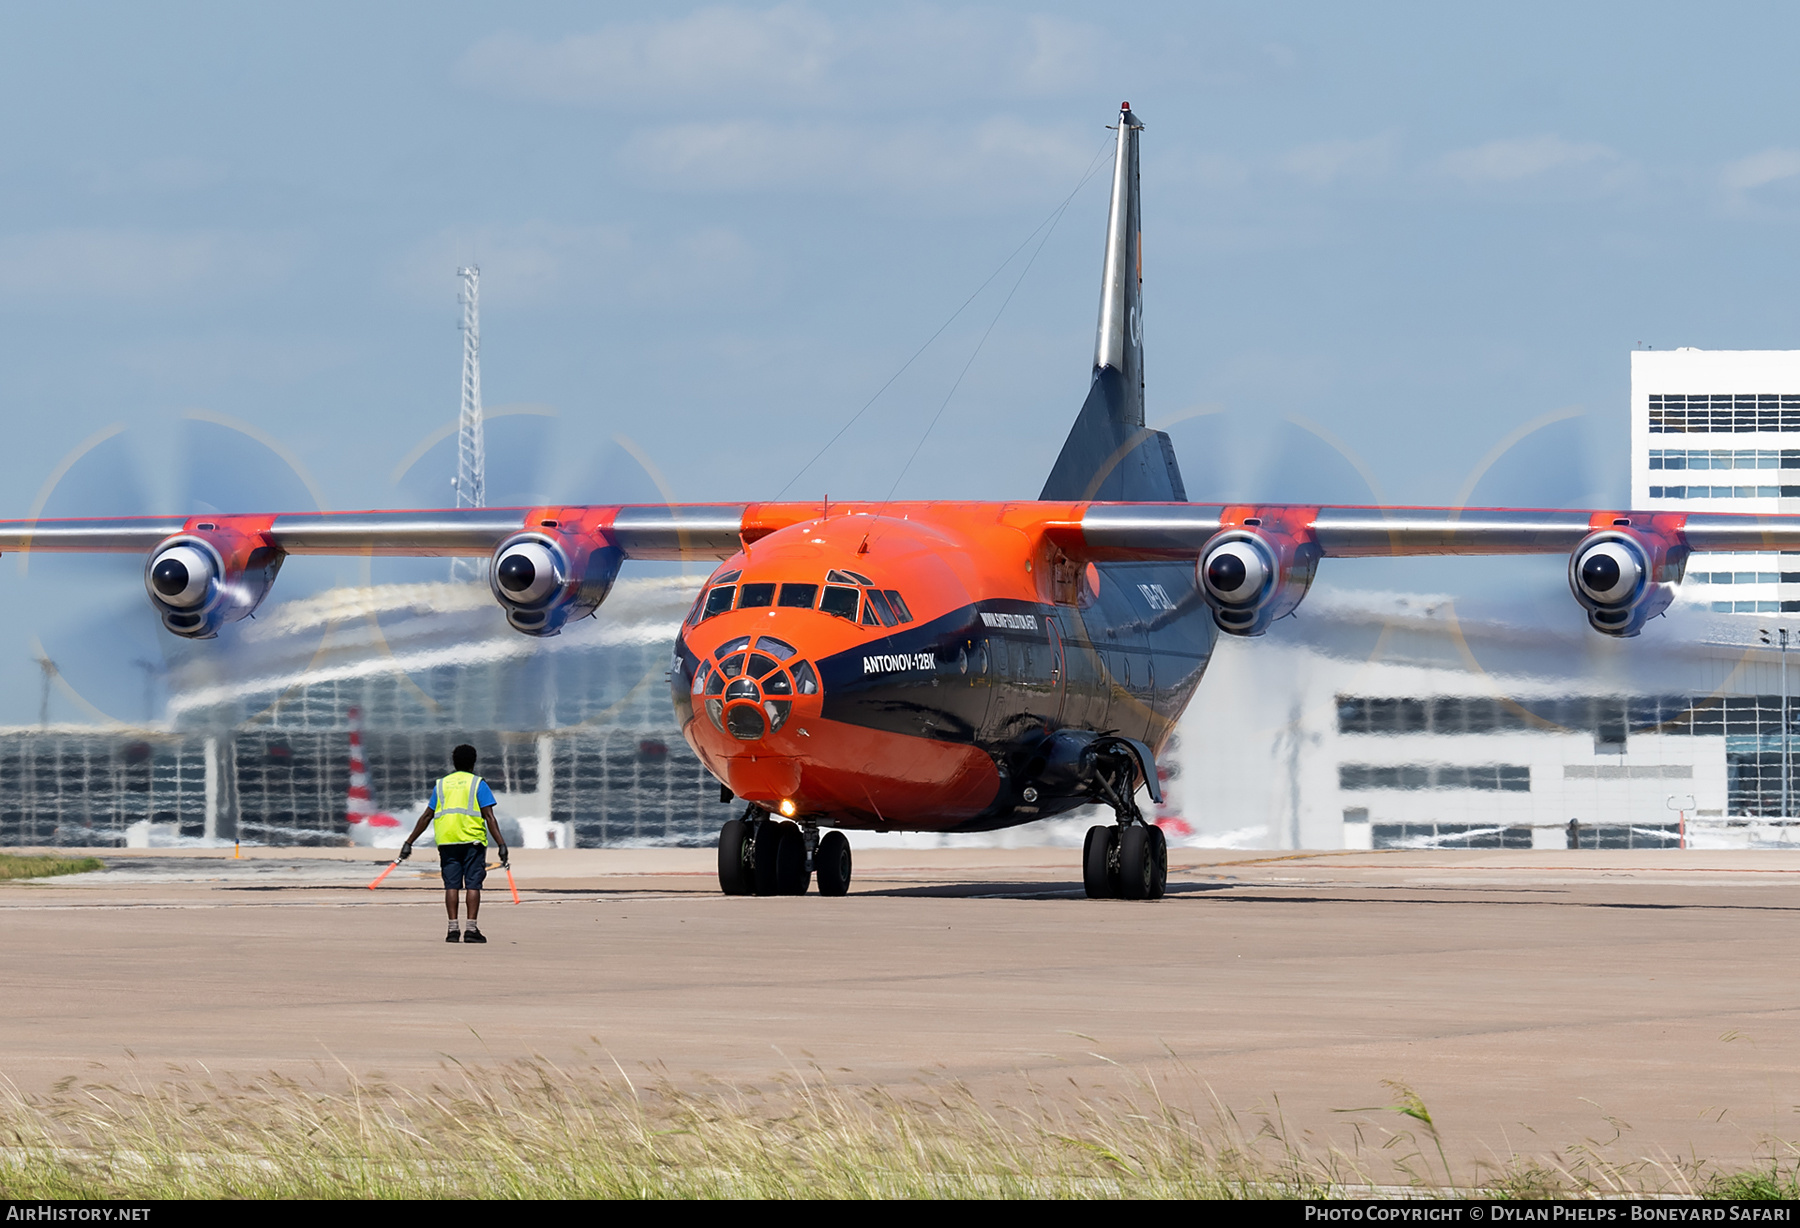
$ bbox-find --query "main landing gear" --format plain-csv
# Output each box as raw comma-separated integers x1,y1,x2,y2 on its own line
1082,747,1167,901
717,809,853,897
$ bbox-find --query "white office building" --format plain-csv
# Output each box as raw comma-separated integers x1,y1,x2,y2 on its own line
1168,349,1800,850
1633,348,1800,615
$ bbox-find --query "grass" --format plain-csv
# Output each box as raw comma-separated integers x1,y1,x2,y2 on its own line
0,853,104,881
0,1063,1784,1200
1706,1166,1800,1200
0,1063,1310,1200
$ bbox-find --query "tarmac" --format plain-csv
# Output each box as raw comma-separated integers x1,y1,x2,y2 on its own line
4,844,1799,1179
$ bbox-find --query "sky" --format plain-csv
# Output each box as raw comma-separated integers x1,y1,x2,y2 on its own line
3,1,1800,722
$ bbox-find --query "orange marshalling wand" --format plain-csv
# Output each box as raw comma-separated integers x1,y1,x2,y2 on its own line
368,858,401,890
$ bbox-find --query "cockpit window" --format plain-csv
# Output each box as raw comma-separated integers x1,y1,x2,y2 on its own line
827,568,873,585
778,583,818,609
711,569,742,585
738,582,776,609
860,596,881,626
884,590,913,623
701,586,736,620
865,589,898,627
820,585,860,621
756,636,797,660
715,636,752,659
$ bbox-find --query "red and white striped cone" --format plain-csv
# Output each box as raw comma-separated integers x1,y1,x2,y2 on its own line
346,706,375,835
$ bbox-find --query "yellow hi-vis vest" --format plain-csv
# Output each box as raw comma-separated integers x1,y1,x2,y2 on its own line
432,772,489,846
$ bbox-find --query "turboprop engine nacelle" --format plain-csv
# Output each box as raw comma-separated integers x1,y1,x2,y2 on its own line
144,524,285,640
489,528,623,637
1197,520,1321,636
1568,525,1687,638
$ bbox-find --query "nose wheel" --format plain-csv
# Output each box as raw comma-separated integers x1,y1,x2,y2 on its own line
717,812,851,897
717,811,757,895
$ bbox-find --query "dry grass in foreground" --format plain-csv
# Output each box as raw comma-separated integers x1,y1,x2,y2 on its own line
0,1063,1783,1199
0,853,104,881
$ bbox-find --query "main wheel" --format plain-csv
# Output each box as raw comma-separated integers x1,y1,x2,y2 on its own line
1083,824,1119,898
816,830,852,896
775,823,811,895
753,820,786,896
717,817,754,895
1118,824,1167,901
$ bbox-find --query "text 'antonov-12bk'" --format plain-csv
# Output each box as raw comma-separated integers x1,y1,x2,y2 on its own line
4,104,1786,900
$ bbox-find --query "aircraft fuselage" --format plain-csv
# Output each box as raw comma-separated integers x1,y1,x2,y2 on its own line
672,504,1216,831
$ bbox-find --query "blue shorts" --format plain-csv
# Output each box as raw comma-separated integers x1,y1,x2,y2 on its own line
439,843,488,891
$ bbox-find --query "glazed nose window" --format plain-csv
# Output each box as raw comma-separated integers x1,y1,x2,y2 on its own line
746,653,779,678
725,705,765,741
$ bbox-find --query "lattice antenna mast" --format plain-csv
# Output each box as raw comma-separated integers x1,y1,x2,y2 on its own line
451,266,486,580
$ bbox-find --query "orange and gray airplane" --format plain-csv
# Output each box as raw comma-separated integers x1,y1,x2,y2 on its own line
0,105,1763,900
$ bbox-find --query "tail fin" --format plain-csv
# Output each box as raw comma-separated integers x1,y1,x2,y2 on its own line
1040,102,1187,503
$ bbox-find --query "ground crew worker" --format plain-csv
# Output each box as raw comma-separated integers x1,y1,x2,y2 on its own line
400,743,509,944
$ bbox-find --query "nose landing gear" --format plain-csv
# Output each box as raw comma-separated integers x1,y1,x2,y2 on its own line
718,810,851,896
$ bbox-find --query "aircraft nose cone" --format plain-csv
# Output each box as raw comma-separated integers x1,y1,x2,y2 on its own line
686,627,816,745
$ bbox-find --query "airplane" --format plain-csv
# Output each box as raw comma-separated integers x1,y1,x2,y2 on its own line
1,103,1790,900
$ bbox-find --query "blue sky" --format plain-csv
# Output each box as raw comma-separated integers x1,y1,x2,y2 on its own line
3,2,1799,721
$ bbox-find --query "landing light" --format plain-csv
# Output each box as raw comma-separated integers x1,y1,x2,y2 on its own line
779,799,797,817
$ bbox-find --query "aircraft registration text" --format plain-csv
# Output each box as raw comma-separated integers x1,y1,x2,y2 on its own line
863,652,938,674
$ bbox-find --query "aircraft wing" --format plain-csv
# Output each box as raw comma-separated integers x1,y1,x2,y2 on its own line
9,500,1795,559
1065,502,1800,557
0,505,750,560
0,497,1786,640
1060,501,1796,638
